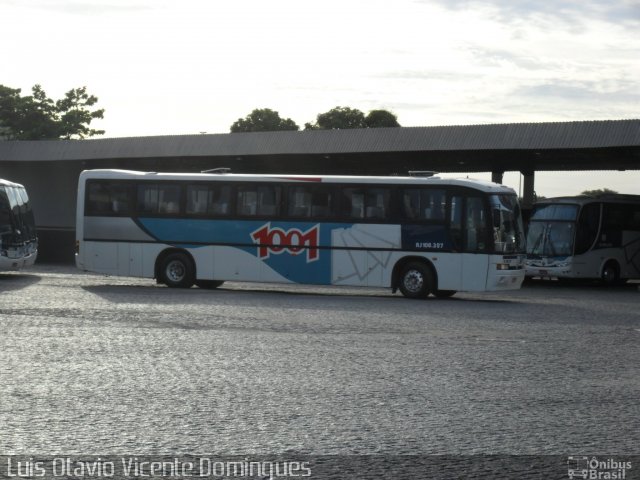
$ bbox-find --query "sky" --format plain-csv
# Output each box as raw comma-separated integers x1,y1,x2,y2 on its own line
2,0,639,197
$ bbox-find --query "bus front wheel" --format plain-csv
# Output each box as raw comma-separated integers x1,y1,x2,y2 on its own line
399,262,434,299
601,261,620,286
160,252,195,288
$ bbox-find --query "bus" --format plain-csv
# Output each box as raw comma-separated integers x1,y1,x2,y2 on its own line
0,178,38,270
75,169,526,298
525,194,640,284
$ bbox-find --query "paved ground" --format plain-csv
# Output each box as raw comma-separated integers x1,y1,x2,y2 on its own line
0,265,638,459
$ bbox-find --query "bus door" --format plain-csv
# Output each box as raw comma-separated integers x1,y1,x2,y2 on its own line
431,194,464,291
460,195,490,291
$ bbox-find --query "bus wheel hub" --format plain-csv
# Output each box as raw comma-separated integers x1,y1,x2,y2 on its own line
166,261,185,282
404,270,424,293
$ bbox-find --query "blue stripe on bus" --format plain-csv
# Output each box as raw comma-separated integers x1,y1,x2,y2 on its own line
137,218,353,284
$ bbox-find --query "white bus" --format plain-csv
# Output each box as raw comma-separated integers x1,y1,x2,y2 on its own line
0,178,38,270
526,194,640,284
75,169,526,298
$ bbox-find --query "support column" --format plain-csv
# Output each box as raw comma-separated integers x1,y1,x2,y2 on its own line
521,170,535,210
491,171,504,184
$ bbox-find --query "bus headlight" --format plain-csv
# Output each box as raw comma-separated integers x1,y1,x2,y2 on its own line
496,263,510,270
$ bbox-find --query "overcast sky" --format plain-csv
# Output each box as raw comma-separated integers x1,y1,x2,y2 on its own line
2,0,639,197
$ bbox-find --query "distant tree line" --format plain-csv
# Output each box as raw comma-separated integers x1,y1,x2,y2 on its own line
579,188,618,197
1,83,400,140
230,106,400,133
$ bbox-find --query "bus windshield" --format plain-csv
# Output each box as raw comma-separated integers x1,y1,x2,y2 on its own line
490,194,525,253
530,204,578,221
0,182,38,270
526,221,575,257
526,203,578,257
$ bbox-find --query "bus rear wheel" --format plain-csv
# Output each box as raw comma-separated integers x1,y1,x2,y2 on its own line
399,262,434,299
160,252,195,288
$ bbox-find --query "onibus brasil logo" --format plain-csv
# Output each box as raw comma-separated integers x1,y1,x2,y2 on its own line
251,223,320,262
567,456,632,479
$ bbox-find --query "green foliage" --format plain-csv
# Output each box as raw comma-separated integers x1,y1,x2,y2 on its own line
365,109,400,128
580,188,618,197
0,84,104,140
304,106,400,130
56,87,105,139
232,106,402,132
230,108,299,133
305,106,366,130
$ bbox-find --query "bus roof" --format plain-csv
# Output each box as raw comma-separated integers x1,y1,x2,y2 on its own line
79,169,517,194
0,178,25,188
536,194,640,206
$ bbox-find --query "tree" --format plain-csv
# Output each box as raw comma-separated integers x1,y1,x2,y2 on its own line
56,87,105,139
365,109,400,128
305,106,366,130
0,84,104,140
580,188,618,197
230,108,299,133
305,106,400,130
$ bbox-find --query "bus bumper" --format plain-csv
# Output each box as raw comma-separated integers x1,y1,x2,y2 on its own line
525,256,574,279
486,269,525,290
525,263,574,278
0,250,37,270
526,267,571,278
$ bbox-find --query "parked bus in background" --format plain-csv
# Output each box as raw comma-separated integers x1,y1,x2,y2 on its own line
0,178,38,270
526,194,640,284
75,169,526,298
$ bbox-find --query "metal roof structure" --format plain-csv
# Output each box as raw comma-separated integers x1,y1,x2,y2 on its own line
0,119,639,175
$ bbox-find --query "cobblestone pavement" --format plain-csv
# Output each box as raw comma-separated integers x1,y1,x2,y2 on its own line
1,265,638,456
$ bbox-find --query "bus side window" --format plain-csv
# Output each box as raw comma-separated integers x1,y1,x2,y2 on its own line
402,189,445,221
137,184,181,215
402,190,419,219
288,186,313,217
211,185,231,215
187,186,208,214
342,187,389,220
87,182,130,216
449,195,463,250
311,188,333,217
258,185,280,216
187,185,231,216
287,186,333,218
574,203,600,254
88,183,110,214
365,188,389,219
237,185,280,217
628,207,640,230
341,188,364,219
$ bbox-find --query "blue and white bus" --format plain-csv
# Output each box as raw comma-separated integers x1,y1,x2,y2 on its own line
75,169,526,298
0,178,38,270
